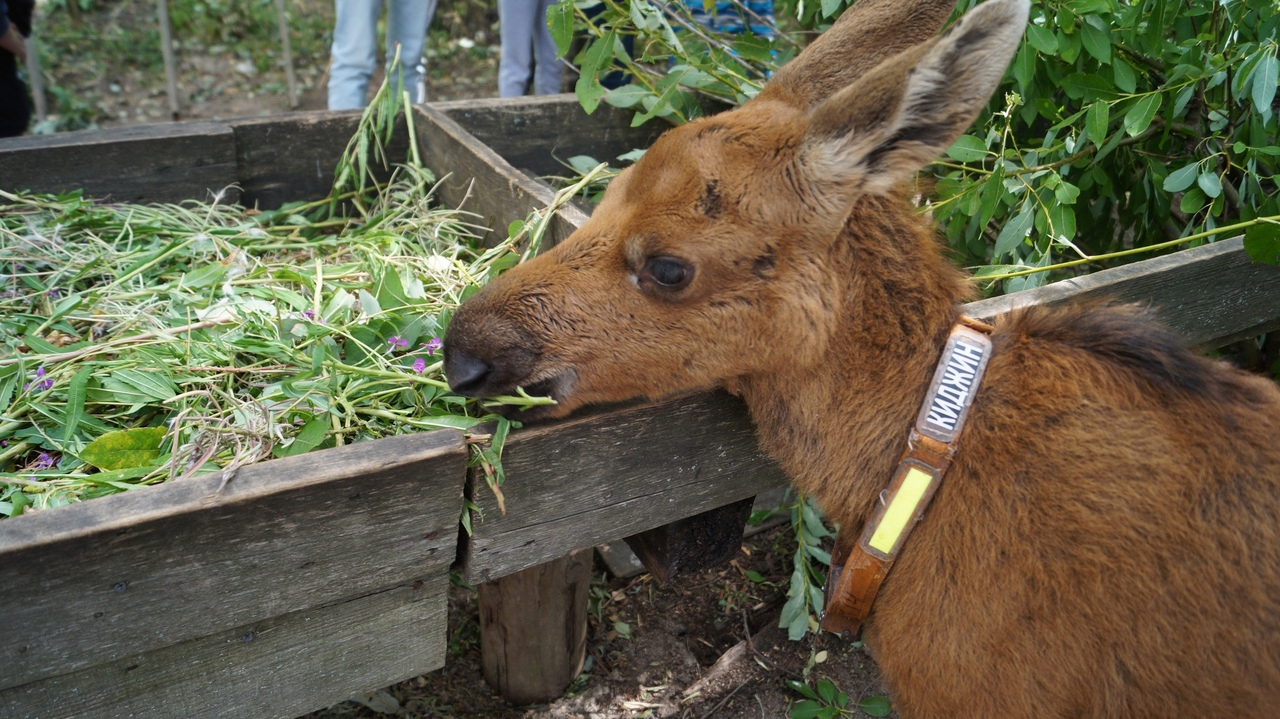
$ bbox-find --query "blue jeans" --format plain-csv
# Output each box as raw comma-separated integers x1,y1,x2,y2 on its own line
498,0,563,97
328,0,438,110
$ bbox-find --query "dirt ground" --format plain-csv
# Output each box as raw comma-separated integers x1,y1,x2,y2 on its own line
304,520,895,719
73,31,502,128
30,0,502,132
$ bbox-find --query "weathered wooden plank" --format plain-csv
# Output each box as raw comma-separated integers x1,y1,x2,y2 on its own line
0,430,466,690
461,391,787,584
230,112,412,210
0,578,448,719
429,94,667,178
415,105,590,248
965,237,1280,348
0,121,239,204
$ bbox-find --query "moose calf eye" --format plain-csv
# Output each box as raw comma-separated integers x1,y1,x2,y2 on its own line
641,257,693,290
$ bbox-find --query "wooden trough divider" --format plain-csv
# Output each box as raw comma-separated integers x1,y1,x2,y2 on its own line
0,120,240,205
0,431,467,719
0,111,413,209
415,95,665,250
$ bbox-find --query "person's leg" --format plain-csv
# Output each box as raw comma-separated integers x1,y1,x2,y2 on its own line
385,0,437,103
531,0,564,95
497,0,535,97
328,0,382,109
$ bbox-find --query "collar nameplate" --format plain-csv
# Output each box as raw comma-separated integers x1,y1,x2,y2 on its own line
916,325,994,444
821,318,994,636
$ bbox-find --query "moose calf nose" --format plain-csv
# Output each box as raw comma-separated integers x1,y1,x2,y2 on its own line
444,348,493,396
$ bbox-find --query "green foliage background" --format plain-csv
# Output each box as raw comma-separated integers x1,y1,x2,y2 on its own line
553,0,1280,294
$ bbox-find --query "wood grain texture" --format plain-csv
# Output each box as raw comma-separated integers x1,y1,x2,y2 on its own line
965,238,1280,347
461,391,788,584
0,578,448,719
230,112,411,210
0,430,466,690
479,549,591,705
429,94,667,178
0,121,239,204
416,105,591,249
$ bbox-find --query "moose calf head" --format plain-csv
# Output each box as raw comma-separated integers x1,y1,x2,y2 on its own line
444,0,1029,418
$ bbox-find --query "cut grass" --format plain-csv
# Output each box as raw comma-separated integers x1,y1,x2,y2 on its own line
0,75,566,517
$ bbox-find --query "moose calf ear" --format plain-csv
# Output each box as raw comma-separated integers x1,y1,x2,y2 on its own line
802,0,1030,197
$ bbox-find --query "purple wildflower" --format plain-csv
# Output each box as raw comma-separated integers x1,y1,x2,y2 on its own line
303,309,316,320
47,289,61,300
422,337,443,356
24,366,53,392
388,336,410,349
413,357,427,373
31,452,57,471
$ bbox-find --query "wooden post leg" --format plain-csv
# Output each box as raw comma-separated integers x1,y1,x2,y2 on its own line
478,548,591,705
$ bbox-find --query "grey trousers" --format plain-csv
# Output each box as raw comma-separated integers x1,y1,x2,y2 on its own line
497,0,564,97
328,0,438,109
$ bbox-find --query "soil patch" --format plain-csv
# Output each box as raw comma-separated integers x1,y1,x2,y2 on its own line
304,522,895,719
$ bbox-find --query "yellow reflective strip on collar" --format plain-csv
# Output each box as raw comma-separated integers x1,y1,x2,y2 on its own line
868,467,934,554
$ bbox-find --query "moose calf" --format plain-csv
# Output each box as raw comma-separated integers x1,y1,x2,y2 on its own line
444,0,1280,715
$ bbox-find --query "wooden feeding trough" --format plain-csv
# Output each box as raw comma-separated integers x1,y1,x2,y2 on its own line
3,95,1280,718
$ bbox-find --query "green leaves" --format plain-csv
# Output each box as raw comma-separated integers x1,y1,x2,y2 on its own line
1244,223,1280,265
1164,163,1222,215
788,679,889,719
995,205,1035,258
80,427,168,471
779,492,830,640
1080,18,1112,64
575,29,617,114
1163,163,1200,193
548,0,575,58
1085,101,1110,145
1025,23,1058,55
1113,58,1137,94
274,416,330,458
859,696,893,717
62,368,94,444
1252,53,1278,118
1123,94,1161,137
1197,171,1222,200
946,135,990,162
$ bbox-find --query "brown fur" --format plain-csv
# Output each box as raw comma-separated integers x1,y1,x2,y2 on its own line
444,1,1280,715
